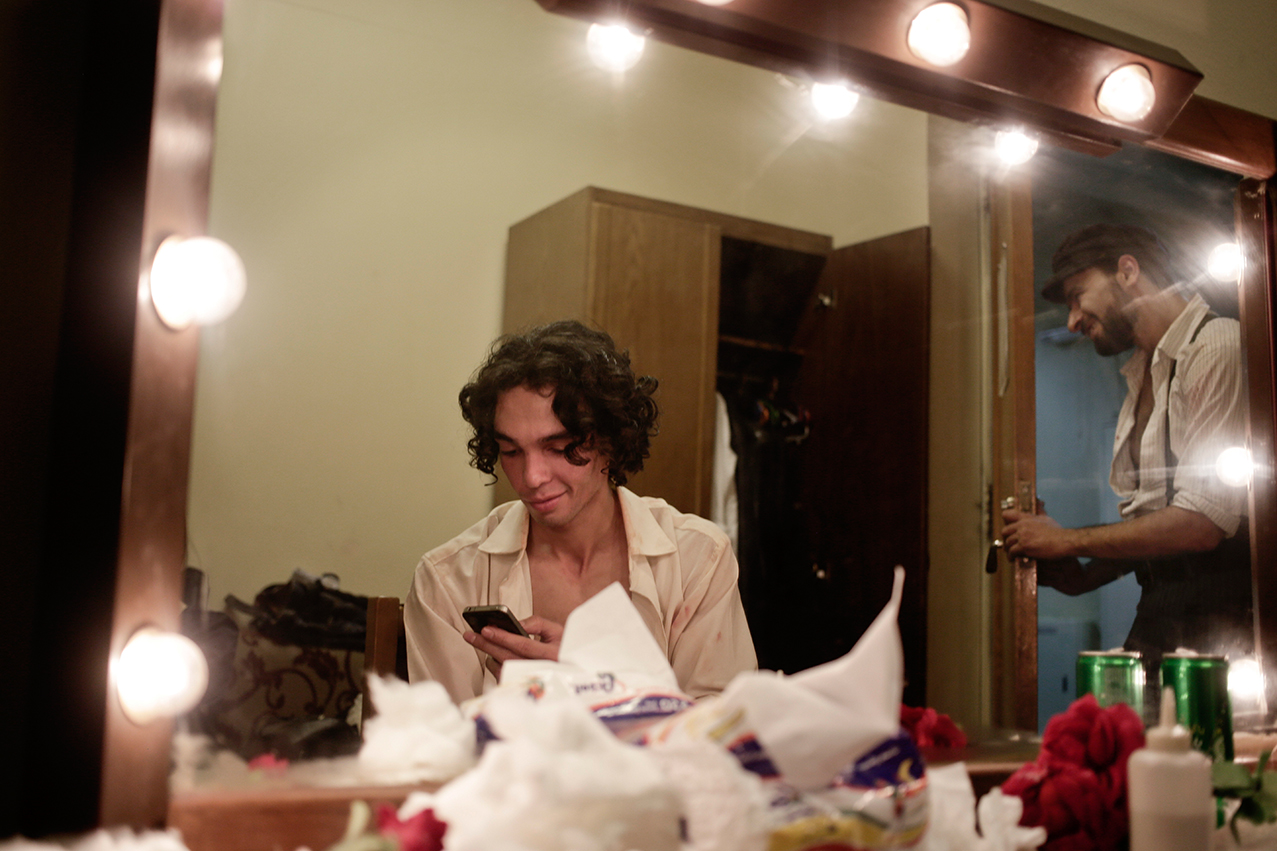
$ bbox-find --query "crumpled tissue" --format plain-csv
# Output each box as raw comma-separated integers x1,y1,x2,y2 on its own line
921,763,1046,851
0,830,189,851
644,567,907,791
401,697,683,851
644,739,771,851
358,676,476,784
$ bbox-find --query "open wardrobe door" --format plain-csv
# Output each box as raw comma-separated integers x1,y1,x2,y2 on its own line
735,226,931,702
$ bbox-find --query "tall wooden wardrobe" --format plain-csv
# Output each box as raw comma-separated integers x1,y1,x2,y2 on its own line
501,186,931,704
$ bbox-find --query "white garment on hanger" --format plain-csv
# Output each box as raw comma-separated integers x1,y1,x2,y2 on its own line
711,391,739,553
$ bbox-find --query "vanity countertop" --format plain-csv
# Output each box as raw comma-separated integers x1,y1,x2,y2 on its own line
170,783,435,851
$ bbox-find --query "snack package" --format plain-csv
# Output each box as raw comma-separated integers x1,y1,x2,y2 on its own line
763,730,929,851
475,665,694,744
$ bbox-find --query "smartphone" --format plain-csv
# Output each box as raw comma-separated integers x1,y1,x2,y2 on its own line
462,604,530,638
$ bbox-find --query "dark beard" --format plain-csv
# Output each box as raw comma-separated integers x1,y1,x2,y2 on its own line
1090,282,1136,356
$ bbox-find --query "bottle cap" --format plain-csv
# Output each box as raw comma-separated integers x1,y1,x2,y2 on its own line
1146,686,1191,752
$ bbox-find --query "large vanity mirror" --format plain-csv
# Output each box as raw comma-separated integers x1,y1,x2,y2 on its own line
181,0,1276,768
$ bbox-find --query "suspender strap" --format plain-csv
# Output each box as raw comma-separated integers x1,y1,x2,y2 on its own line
1162,311,1219,506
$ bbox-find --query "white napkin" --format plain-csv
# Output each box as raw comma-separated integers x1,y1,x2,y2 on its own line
655,566,906,790
498,581,679,690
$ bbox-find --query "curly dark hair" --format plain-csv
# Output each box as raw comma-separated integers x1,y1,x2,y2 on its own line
458,320,660,487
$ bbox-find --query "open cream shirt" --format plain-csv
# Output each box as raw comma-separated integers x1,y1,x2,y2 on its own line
404,486,757,703
1112,294,1248,535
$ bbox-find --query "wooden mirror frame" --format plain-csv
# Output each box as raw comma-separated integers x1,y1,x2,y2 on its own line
7,0,1274,836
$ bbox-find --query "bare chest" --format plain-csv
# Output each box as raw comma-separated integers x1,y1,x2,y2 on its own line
1129,367,1156,469
528,546,631,626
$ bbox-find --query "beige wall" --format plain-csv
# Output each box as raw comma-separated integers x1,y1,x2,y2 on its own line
193,0,930,605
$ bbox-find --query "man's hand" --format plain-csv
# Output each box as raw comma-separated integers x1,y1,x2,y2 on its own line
1000,508,1075,560
464,615,564,674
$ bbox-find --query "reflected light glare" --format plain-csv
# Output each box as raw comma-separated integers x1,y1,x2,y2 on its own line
1216,446,1253,488
810,83,859,120
1228,658,1264,704
907,3,970,68
1096,64,1156,122
586,23,646,73
115,627,209,725
1208,242,1243,282
994,129,1039,165
693,0,734,4
149,235,247,330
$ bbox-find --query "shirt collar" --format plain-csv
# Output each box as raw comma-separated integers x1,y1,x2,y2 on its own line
477,501,529,554
1119,293,1209,381
1155,293,1210,362
472,487,678,626
616,487,678,557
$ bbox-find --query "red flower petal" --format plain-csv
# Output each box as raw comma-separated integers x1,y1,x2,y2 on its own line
375,803,447,851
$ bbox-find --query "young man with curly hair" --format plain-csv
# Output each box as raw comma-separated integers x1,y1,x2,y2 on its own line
404,320,756,703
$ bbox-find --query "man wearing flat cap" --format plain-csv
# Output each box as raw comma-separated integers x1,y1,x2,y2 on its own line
1000,223,1252,663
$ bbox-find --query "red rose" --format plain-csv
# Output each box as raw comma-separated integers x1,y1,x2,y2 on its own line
375,803,447,851
1001,695,1144,851
900,704,969,749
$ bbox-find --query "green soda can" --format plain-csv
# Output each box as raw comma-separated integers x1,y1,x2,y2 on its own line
1160,652,1233,761
1076,650,1145,710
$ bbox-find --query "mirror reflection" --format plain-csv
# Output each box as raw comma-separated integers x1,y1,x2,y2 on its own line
184,0,1260,759
1026,144,1252,727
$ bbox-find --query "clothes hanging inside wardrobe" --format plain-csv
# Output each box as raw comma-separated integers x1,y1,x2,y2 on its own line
719,381,837,673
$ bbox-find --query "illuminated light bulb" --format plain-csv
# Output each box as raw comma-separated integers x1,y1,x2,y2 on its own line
586,23,646,73
994,129,1039,165
1096,64,1156,123
1216,446,1253,488
149,235,246,330
811,82,860,120
907,3,971,68
1228,658,1264,704
115,627,209,725
1208,242,1243,282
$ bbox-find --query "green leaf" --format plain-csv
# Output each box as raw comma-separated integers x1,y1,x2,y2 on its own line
1214,760,1258,795
1236,797,1268,822
1252,792,1277,823
1260,770,1277,796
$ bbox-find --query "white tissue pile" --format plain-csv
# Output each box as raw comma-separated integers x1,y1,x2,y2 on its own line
0,830,189,851
335,568,1046,851
150,568,1053,851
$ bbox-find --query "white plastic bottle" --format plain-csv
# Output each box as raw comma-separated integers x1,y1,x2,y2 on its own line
1127,686,1214,851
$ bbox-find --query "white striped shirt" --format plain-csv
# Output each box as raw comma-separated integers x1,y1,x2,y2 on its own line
1111,294,1248,535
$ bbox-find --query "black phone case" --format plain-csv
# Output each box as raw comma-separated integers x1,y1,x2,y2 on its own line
462,606,528,637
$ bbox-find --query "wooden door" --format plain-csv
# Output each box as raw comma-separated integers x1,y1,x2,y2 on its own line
501,190,721,516
988,174,1038,731
776,226,932,703
590,204,721,517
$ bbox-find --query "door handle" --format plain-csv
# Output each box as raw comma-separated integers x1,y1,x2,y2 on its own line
986,495,1016,573
985,539,1004,573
